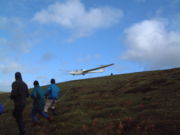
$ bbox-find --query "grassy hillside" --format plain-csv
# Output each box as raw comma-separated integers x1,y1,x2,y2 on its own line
0,68,180,135
0,91,5,94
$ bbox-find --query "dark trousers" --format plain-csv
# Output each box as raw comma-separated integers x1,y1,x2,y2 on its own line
13,105,26,135
31,108,48,123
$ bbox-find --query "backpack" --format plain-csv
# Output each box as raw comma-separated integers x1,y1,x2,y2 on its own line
0,104,3,114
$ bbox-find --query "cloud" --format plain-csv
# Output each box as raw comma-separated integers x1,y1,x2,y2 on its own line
41,52,56,61
0,16,35,75
0,60,28,91
33,0,123,40
77,54,101,63
0,61,26,74
0,16,47,91
0,17,32,53
122,18,180,69
0,80,12,92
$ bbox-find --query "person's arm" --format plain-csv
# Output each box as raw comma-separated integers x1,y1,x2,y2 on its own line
10,82,18,100
25,83,29,98
45,86,51,96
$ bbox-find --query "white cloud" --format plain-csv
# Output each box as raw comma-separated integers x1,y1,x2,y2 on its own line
0,60,26,92
33,0,123,40
77,54,101,63
122,18,180,69
0,61,26,74
0,22,40,91
0,16,34,82
0,60,40,91
0,17,32,53
0,80,12,92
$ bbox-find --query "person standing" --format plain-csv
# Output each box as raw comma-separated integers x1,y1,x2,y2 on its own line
10,72,29,135
31,80,51,125
44,79,60,115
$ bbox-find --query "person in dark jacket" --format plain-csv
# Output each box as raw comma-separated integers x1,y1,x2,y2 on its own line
0,104,3,115
44,79,60,115
31,80,51,125
10,72,29,135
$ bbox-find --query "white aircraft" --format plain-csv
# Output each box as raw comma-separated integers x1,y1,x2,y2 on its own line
69,64,114,75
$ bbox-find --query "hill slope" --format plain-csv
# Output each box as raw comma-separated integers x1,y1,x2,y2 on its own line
0,68,180,135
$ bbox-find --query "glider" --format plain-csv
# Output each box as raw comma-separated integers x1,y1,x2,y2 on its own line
69,63,114,75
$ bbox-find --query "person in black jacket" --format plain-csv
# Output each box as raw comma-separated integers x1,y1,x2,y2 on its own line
10,72,29,135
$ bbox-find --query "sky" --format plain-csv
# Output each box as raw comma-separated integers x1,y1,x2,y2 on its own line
0,0,180,92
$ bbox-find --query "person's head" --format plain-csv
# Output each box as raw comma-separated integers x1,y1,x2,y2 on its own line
51,78,55,84
33,80,39,87
15,72,22,81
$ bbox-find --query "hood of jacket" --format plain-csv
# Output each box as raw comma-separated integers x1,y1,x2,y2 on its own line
15,72,22,81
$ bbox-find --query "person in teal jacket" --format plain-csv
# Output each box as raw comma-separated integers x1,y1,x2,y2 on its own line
44,79,60,115
31,80,51,124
